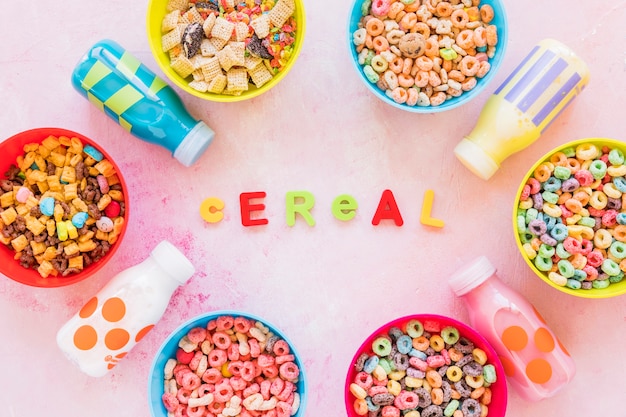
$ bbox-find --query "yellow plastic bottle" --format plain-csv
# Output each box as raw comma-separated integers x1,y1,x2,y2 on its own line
454,39,590,180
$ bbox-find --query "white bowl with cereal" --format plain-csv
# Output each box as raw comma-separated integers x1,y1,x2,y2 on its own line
348,0,508,112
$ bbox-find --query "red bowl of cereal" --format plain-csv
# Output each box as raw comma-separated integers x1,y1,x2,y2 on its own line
345,314,507,417
146,0,306,102
0,128,129,288
348,0,508,112
148,310,307,417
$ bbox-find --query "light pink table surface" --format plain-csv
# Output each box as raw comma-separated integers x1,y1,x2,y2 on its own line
1,1,625,416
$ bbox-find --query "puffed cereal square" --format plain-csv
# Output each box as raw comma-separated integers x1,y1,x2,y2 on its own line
268,0,295,28
228,42,246,66
170,55,195,78
162,27,182,52
201,56,222,82
37,260,56,278
189,80,209,92
244,54,263,70
226,67,249,92
68,255,84,271
217,47,236,72
200,38,218,57
166,0,188,12
0,206,17,225
184,6,203,24
202,13,217,37
10,234,28,253
161,10,180,33
211,17,235,41
210,36,228,51
248,62,273,88
235,22,249,42
250,14,270,39
0,191,13,208
207,73,227,94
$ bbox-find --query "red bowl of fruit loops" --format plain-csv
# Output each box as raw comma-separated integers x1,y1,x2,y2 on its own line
348,0,508,112
0,128,128,288
148,311,307,417
345,314,507,417
146,0,306,102
513,138,626,299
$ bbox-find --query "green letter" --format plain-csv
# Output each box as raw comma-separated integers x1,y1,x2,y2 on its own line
332,194,358,221
286,191,315,226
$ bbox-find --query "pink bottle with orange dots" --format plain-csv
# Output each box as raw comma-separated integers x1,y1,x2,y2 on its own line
448,256,575,401
56,240,195,377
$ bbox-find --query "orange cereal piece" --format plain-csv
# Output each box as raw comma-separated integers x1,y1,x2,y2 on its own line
366,17,385,36
480,4,495,23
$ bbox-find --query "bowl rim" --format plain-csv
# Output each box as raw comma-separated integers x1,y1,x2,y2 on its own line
0,127,129,288
145,0,307,102
512,137,626,299
346,0,509,113
147,309,308,417
343,313,508,417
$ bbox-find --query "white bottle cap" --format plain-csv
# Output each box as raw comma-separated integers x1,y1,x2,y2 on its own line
448,256,496,296
150,240,195,285
454,138,500,181
173,121,215,167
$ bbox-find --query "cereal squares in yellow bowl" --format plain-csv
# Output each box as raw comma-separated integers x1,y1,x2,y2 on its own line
147,0,306,102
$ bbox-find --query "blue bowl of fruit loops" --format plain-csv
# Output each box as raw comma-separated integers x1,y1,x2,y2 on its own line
0,128,128,288
345,314,507,417
147,0,305,102
348,0,508,112
148,310,307,417
513,138,626,299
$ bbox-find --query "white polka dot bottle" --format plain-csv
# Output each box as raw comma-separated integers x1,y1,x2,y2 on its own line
448,256,576,401
56,240,195,377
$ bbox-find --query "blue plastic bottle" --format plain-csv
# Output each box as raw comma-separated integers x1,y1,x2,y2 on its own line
71,39,214,167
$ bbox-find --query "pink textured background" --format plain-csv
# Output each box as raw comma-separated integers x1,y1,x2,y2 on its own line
1,1,625,416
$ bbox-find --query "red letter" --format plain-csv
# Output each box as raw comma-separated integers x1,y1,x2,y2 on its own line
371,189,404,226
240,192,268,226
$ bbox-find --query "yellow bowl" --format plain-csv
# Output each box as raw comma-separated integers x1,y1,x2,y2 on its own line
146,0,306,102
513,137,626,299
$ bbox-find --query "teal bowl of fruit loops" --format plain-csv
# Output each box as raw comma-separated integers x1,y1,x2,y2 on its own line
147,0,305,102
348,0,508,112
345,314,507,417
513,138,626,299
148,310,307,417
0,128,128,288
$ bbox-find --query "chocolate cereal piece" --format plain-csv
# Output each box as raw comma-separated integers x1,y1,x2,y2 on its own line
461,398,482,417
371,393,394,406
414,387,432,408
454,337,475,354
246,33,273,59
354,352,368,372
182,22,204,58
421,404,443,417
195,1,219,13
462,361,483,377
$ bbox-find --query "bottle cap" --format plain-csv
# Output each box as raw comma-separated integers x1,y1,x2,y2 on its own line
150,240,195,284
448,256,496,296
173,121,215,167
454,138,500,181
